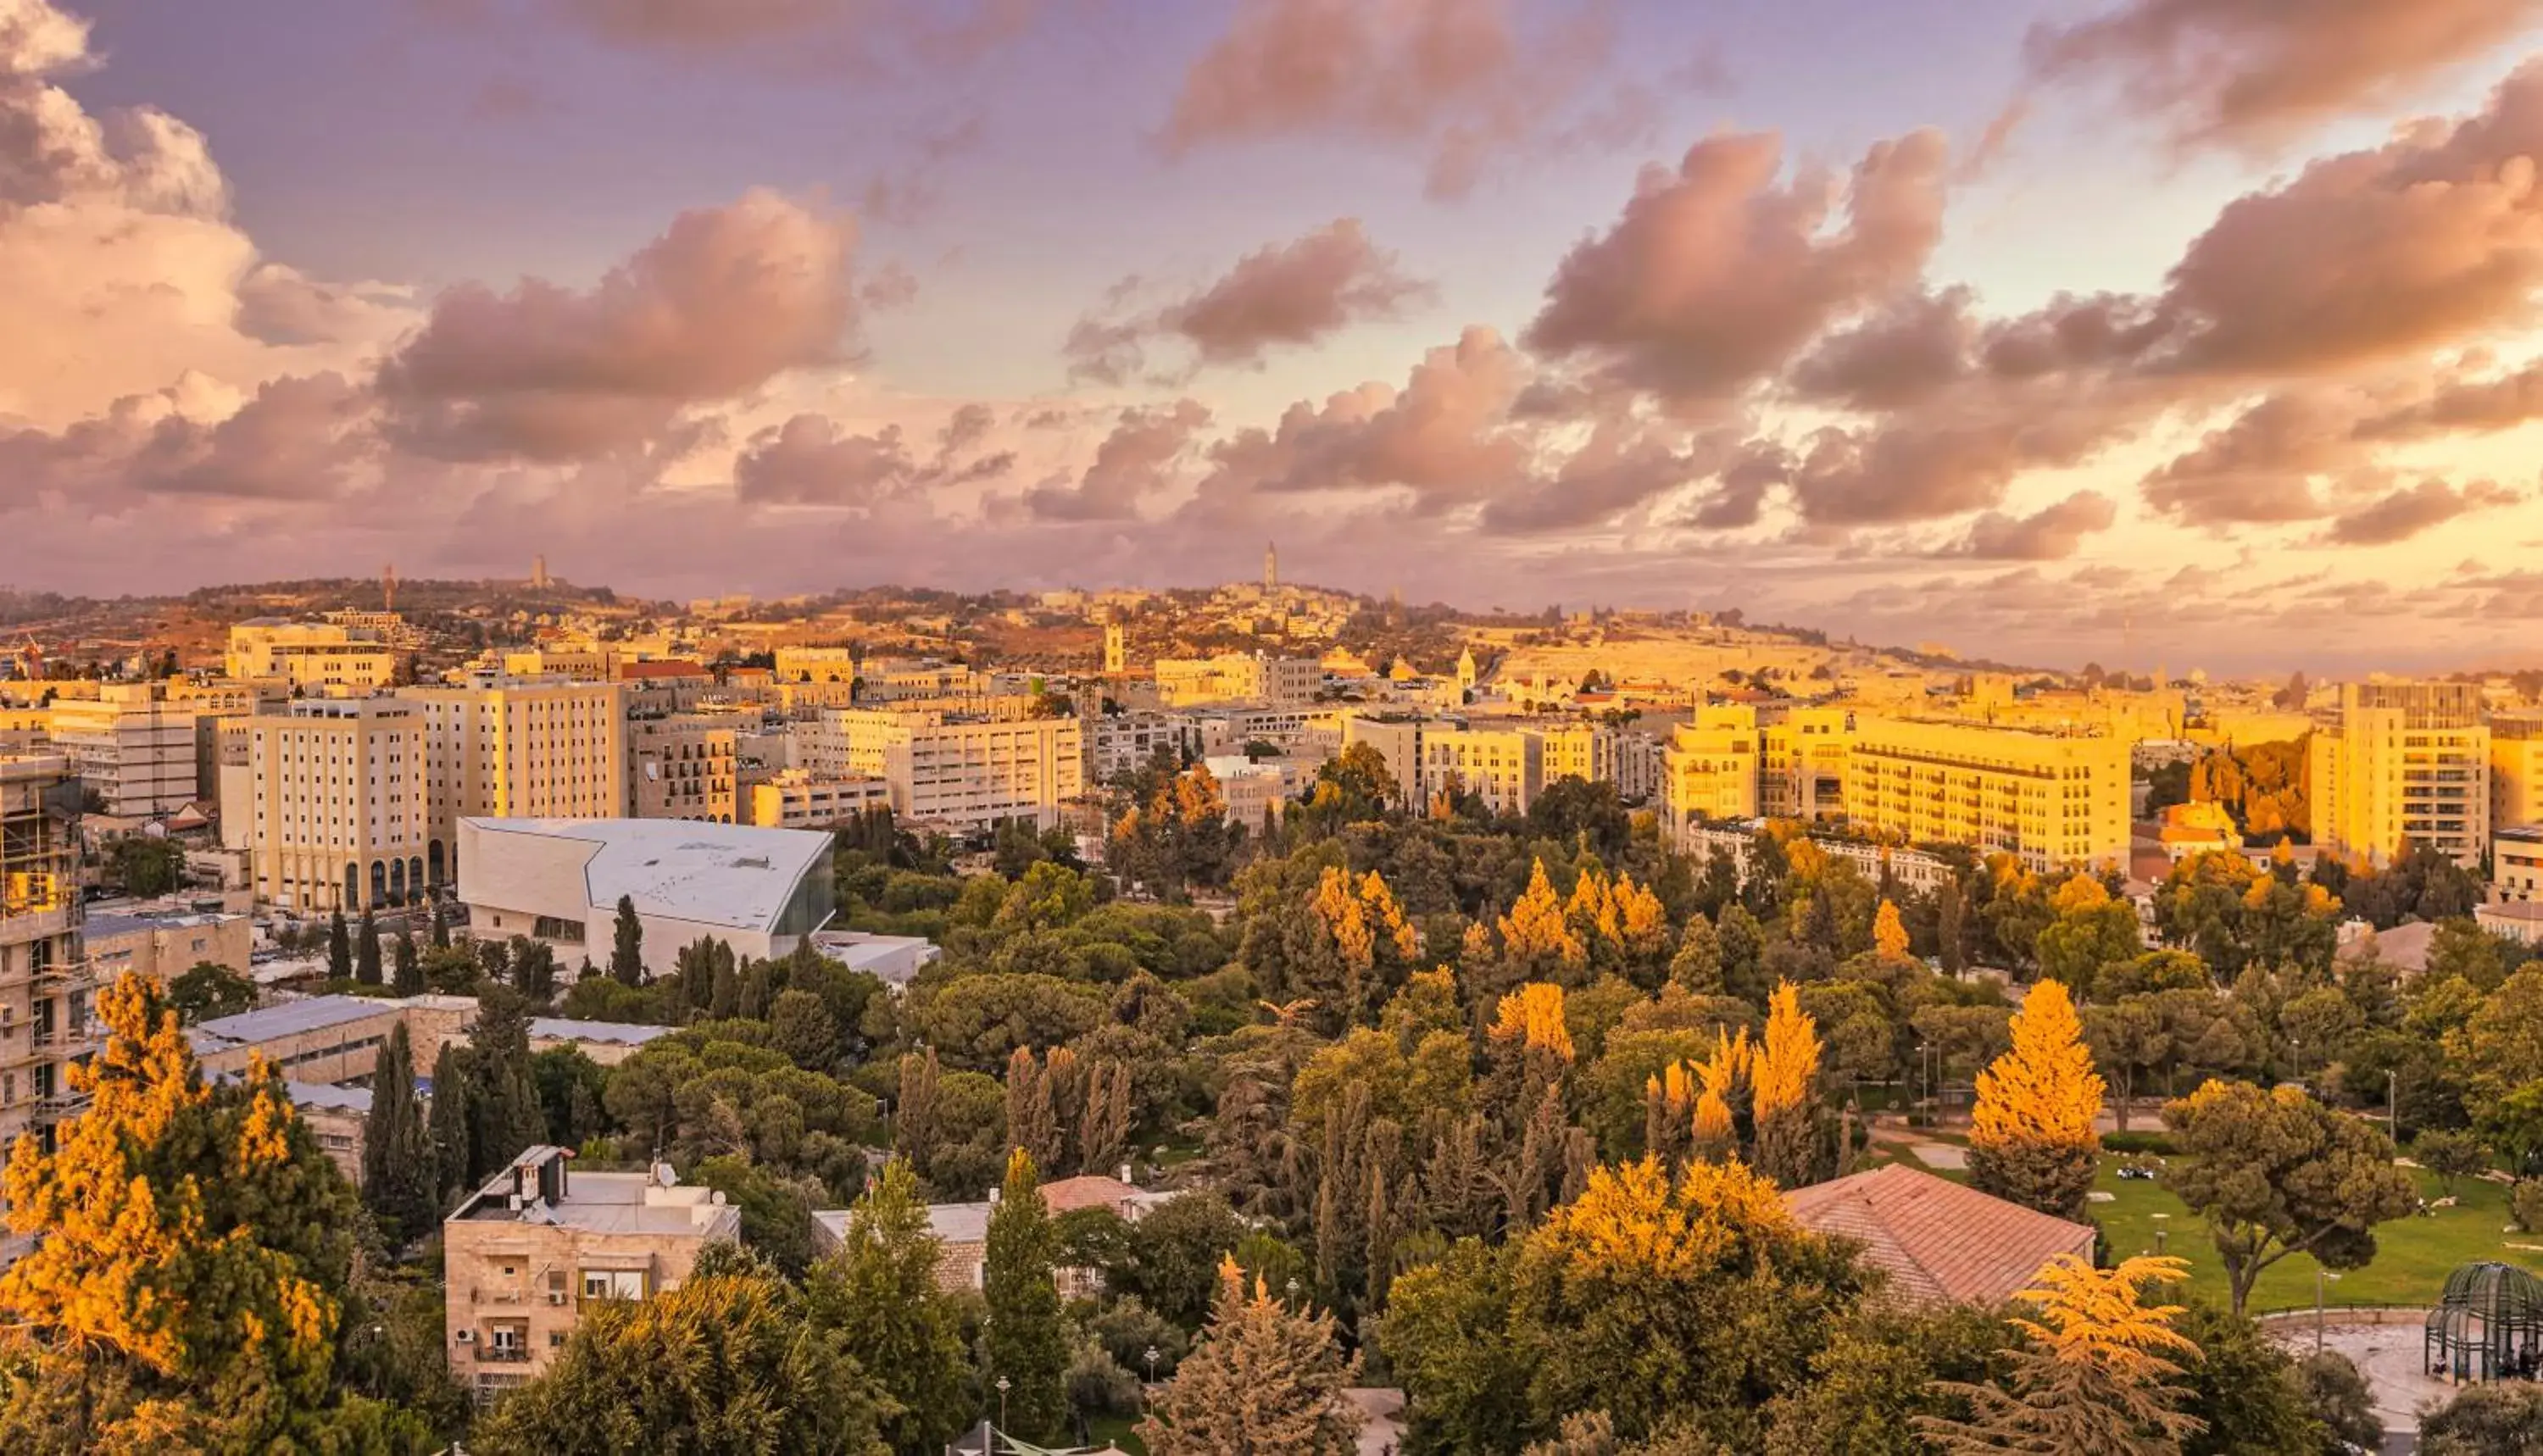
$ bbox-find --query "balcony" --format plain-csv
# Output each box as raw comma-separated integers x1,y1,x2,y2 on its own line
473,1344,533,1364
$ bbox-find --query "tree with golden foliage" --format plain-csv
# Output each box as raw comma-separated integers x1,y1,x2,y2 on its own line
1111,761,1244,901
1750,983,1824,1188
1917,1255,2204,1456
1872,899,1911,964
1308,868,1422,1025
1492,983,1576,1064
0,974,418,1453
1967,980,2105,1220
1692,1026,1750,1160
1497,860,1588,988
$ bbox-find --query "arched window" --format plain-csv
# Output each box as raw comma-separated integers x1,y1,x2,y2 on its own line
344,862,360,909
389,859,407,904
410,857,426,899
370,860,387,908
427,841,445,886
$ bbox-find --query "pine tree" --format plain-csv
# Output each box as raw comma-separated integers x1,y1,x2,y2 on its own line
1138,1257,1363,1456
1751,982,1823,1188
1918,1255,2203,1456
1669,913,1724,993
805,1160,971,1455
1500,860,1589,986
354,909,382,986
609,894,644,986
327,908,352,981
362,1021,437,1241
0,974,400,1449
469,987,552,1175
983,1149,1070,1438
392,923,422,995
1967,979,2106,1220
1006,1047,1064,1174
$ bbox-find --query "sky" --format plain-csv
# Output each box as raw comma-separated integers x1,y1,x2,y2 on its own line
8,0,2543,676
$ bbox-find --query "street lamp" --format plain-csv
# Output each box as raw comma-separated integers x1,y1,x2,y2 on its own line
1915,1042,1929,1120
1143,1345,1160,1407
1285,1277,1300,1308
996,1375,1010,1432
2316,1268,2341,1353
2389,1068,2401,1142
2150,1212,2168,1258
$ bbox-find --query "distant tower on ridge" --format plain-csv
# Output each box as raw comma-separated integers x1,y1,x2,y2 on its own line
381,563,397,612
531,554,550,590
1264,542,1277,593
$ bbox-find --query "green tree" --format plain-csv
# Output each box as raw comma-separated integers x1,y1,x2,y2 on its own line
2413,1129,2493,1194
0,973,421,1451
2452,963,2543,1167
1760,1303,2008,1456
392,923,423,995
426,1041,476,1209
106,836,186,897
1138,1259,1363,1456
167,959,254,1025
328,908,352,981
362,1022,437,1242
2160,1081,2419,1315
430,898,449,948
1121,1192,1252,1328
470,1250,893,1456
807,1161,971,1456
2420,1381,2543,1455
2170,1300,2334,1456
356,909,383,986
609,893,644,986
982,1148,1069,1438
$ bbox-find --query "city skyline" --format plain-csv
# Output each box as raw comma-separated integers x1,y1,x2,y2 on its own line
8,0,2543,675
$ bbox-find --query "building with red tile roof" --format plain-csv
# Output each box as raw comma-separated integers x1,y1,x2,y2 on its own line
1781,1163,2095,1309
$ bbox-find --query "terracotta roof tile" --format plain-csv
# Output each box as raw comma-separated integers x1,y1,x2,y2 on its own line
1782,1163,2095,1308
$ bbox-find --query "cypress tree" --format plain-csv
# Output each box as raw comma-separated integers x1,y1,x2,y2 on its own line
426,1042,477,1208
430,898,449,949
609,895,644,985
362,1022,437,1241
392,925,423,996
327,909,352,981
982,1148,1069,1438
355,909,382,986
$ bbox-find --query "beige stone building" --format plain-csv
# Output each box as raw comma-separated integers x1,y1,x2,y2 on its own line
1155,653,1320,707
1339,717,1428,807
1760,706,1856,822
1844,717,2130,871
445,1148,739,1403
403,676,629,864
225,620,401,691
1661,708,1762,836
627,713,737,823
2311,681,2490,867
1421,727,1544,816
2493,714,2543,832
771,646,859,684
220,698,429,913
746,770,890,830
809,708,1083,832
46,684,206,817
83,909,252,983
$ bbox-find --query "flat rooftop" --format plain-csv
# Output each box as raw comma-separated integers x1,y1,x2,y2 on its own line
529,1016,673,1048
454,1167,735,1236
462,817,831,933
193,993,402,1048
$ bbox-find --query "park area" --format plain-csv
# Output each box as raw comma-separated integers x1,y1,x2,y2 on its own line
1884,1131,2542,1314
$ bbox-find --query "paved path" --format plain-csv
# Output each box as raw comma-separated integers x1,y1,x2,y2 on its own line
2286,1322,2450,1456
1347,1387,1404,1456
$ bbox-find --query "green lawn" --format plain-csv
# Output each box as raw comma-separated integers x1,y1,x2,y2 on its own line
2089,1160,2540,1314
1083,1412,1147,1453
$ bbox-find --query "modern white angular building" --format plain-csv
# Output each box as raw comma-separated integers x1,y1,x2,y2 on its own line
455,817,834,978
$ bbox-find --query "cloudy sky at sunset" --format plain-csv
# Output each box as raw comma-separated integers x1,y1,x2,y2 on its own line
8,0,2543,675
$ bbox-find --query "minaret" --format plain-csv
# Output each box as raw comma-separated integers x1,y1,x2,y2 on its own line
382,563,397,612
531,554,550,589
1264,542,1277,593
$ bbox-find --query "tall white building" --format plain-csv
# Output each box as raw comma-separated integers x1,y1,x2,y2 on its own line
1422,727,1544,816
45,684,203,817
808,709,1083,832
220,698,429,912
402,676,630,862
2311,681,2490,867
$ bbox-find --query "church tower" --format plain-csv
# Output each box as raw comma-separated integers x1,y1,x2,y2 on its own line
1264,541,1277,593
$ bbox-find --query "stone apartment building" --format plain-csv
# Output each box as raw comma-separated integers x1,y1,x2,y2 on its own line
444,1147,738,1404
0,756,97,1227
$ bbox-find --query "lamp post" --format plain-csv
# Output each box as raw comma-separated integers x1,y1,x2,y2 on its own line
996,1375,1010,1432
1143,1346,1159,1409
2151,1212,2168,1258
1915,1041,1929,1121
2389,1068,2401,1142
2316,1268,2340,1353
1285,1276,1300,1309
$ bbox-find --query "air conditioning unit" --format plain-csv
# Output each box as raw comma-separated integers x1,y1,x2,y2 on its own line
546,1292,566,1306
454,1329,476,1344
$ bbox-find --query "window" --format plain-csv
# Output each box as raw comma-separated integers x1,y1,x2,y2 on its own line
581,1269,645,1300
